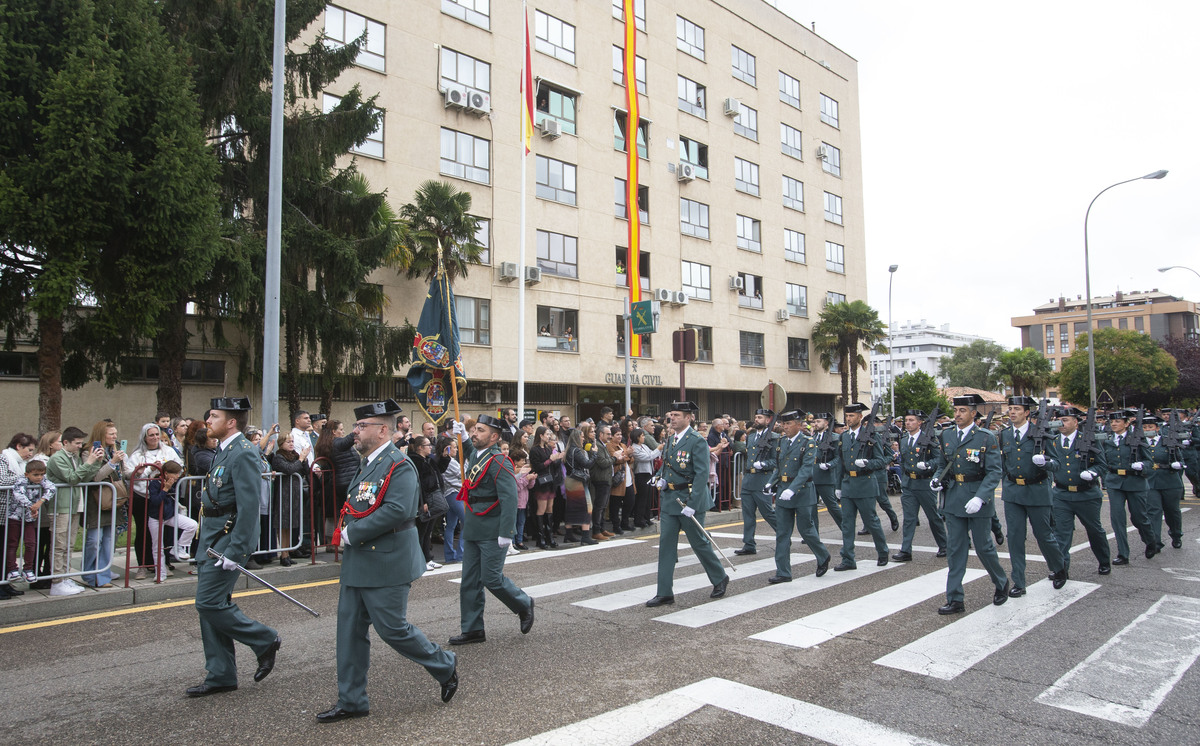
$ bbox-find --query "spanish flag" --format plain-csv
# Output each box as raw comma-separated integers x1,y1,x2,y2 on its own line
522,11,534,155
623,0,642,356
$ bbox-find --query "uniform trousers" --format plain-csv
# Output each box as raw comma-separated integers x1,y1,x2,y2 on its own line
812,483,843,530
900,486,946,553
1052,492,1111,571
656,511,726,597
195,563,278,686
739,483,777,550
459,539,531,634
775,503,829,578
1107,488,1154,559
1002,502,1063,589
1145,487,1183,546
944,514,1008,602
839,497,887,565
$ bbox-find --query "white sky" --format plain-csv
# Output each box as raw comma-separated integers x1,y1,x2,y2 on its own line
775,0,1199,347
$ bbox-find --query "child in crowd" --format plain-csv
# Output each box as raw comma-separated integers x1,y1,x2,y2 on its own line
7,460,55,583
510,448,535,552
146,461,198,577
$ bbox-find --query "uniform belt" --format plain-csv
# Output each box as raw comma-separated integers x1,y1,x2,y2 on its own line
780,476,789,482
665,482,691,491
954,474,982,483
201,504,236,517
1006,475,1046,486
1054,484,1082,492
746,468,758,474
908,471,920,479
1115,469,1127,476
394,519,415,532
848,470,861,477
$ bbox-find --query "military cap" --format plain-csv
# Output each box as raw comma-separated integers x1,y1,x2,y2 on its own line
1141,414,1163,425
812,412,834,421
952,394,986,407
1007,396,1037,408
1107,409,1134,421
1057,406,1086,419
904,409,926,419
843,402,869,413
754,408,775,417
668,401,699,414
353,399,402,420
211,397,252,412
476,414,505,430
313,413,328,422
777,410,803,422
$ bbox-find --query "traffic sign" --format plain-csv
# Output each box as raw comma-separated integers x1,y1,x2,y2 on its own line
761,381,786,411
673,328,697,362
1097,390,1115,407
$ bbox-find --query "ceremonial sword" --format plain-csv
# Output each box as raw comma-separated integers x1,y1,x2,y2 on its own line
206,548,320,617
675,498,736,572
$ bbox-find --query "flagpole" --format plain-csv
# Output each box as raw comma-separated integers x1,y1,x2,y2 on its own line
516,0,529,424
439,244,465,471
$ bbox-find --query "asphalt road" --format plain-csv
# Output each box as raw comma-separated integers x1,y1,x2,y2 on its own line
7,499,1200,745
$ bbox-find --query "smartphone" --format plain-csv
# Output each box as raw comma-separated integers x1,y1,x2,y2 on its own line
120,439,128,452
93,441,102,451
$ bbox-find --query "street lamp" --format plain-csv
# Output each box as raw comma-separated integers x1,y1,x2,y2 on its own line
1083,170,1168,408
888,264,898,418
1158,265,1200,282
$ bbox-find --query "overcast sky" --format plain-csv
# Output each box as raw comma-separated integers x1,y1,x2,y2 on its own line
775,0,1199,347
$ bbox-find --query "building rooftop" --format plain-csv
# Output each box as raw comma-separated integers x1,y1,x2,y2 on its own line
1031,289,1182,314
940,386,1007,403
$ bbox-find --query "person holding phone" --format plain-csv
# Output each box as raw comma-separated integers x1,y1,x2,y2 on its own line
124,424,184,579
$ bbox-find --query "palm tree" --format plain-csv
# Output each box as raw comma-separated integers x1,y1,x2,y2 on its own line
397,180,485,282
811,300,888,406
996,347,1053,397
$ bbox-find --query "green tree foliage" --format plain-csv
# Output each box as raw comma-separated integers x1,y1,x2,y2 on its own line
1159,336,1200,407
811,300,887,406
1056,328,1179,406
883,371,952,419
398,180,485,283
937,339,1006,391
996,347,1054,397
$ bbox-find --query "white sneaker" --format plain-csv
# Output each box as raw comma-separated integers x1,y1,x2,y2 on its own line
506,544,519,556
425,561,436,571
430,561,442,569
50,581,84,597
64,578,85,590
172,550,191,561
6,570,22,582
23,570,36,583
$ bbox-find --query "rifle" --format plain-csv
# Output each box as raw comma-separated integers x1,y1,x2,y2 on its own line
751,411,779,466
1125,405,1146,470
1029,399,1053,455
1074,407,1102,469
854,398,881,455
1162,410,1185,462
914,407,941,461
983,410,996,431
817,426,838,466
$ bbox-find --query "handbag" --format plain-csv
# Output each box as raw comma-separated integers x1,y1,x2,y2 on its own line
535,471,558,487
100,480,129,511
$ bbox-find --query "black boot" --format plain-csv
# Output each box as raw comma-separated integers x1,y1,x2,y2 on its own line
580,527,598,545
543,515,558,548
536,515,549,549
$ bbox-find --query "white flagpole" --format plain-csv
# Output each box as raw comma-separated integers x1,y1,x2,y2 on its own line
516,0,528,422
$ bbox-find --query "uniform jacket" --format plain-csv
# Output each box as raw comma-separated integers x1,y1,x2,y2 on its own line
198,432,265,565
1101,432,1147,491
999,425,1057,506
809,430,841,487
341,442,425,587
897,430,936,491
837,428,887,500
460,439,518,541
1048,431,1108,501
770,432,817,508
741,428,779,492
1145,436,1184,491
933,425,1001,517
655,427,713,514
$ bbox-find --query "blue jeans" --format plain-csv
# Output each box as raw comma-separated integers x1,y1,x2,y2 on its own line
83,526,115,586
443,492,464,562
514,508,527,545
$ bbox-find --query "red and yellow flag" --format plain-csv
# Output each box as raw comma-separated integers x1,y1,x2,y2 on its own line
623,0,642,356
522,11,535,154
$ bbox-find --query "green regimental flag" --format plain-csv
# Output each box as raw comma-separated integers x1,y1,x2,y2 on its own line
406,269,465,426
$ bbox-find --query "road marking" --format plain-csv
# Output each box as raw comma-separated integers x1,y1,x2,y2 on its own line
1161,568,1200,582
655,561,898,628
573,556,796,612
478,553,700,597
505,676,947,746
1036,594,1200,727
424,538,644,576
751,568,987,648
875,578,1099,680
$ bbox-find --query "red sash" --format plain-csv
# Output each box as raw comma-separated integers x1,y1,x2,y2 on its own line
332,461,401,546
457,453,514,516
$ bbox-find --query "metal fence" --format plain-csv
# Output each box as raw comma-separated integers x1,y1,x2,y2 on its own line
1,481,120,590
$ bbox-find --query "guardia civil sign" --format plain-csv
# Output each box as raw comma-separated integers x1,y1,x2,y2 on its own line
631,300,656,335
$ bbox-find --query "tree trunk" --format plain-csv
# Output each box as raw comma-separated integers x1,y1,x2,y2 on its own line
156,295,189,417
839,346,850,405
37,314,64,434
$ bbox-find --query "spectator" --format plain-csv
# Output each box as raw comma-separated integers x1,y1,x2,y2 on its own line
437,436,464,563
124,424,184,580
270,434,309,567
289,410,317,469
188,428,218,477
564,424,597,545
422,421,437,440
145,461,197,577
510,447,535,550
45,427,102,596
317,420,359,552
6,460,54,584
607,428,633,534
392,415,412,449
82,421,127,588
630,429,660,528
636,417,659,450
1,435,36,599
730,430,749,458
167,417,186,453
29,431,63,586
408,435,446,570
529,426,563,549
590,424,616,542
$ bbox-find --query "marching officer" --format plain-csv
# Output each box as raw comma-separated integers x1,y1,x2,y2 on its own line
647,401,729,606
997,397,1067,596
317,400,458,723
188,397,280,697
1049,407,1111,575
1143,415,1185,550
930,394,1010,614
809,413,844,532
450,415,534,644
1101,409,1159,563
768,410,830,582
735,408,779,556
832,403,890,571
893,409,946,562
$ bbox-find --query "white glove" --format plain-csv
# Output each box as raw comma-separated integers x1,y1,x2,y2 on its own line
818,462,830,471
965,496,983,514
1183,439,1192,446
1131,461,1145,471
1080,470,1095,481
1032,454,1046,466
452,421,467,437
854,459,868,468
834,489,842,499
341,525,353,546
753,461,765,470
779,489,794,501
681,506,696,518
655,478,667,491
1172,461,1184,470
213,555,240,571
929,479,942,491
497,536,512,548
916,461,929,470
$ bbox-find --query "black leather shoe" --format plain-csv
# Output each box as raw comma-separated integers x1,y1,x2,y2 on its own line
857,528,870,536
1051,569,1068,589
645,595,674,607
890,515,900,532
449,630,486,645
994,581,1010,605
440,666,458,703
1173,538,1183,549
994,531,1004,547
316,706,369,723
891,551,912,562
1145,543,1159,559
877,554,889,567
710,576,729,598
1112,556,1129,566
833,561,856,572
519,598,534,634
936,548,947,558
938,600,965,615
186,683,237,698
733,548,756,556
254,636,281,682
815,559,830,577
1008,586,1026,598
767,575,791,584
1098,565,1111,575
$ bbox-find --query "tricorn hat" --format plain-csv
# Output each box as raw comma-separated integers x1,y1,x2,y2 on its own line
353,399,403,420
843,402,869,414
812,412,833,421
476,414,505,430
754,408,774,417
904,409,926,419
777,410,803,422
668,401,699,415
952,394,986,407
211,397,252,412
1007,396,1037,408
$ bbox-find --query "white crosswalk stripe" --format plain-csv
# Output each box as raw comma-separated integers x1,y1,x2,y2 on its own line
424,538,643,576
572,555,795,611
520,553,700,598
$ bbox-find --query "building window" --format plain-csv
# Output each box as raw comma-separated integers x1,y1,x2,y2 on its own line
1073,321,1088,338
473,216,490,264
1118,317,1129,330
788,338,810,370
614,110,649,159
821,142,841,177
734,158,760,196
1049,358,1057,371
118,357,226,384
616,316,652,358
779,71,800,109
325,6,386,72
731,45,756,86
684,324,713,362
783,175,804,211
825,241,845,273
781,123,803,160
786,283,808,317
323,94,383,159
820,93,839,127
612,0,646,32
733,104,758,141
678,75,706,118
535,230,578,278
682,260,711,301
536,155,577,206
1059,323,1069,343
784,229,806,263
740,330,765,366
824,192,843,224
0,352,37,378
738,272,763,309
680,197,709,239
676,16,704,60
612,47,647,94
439,127,489,183
441,0,489,30
826,291,846,306
457,296,490,345
1134,316,1144,331
616,248,650,290
537,306,578,351
679,136,709,179
535,85,577,135
736,215,761,253
534,11,575,65
439,47,489,93
614,178,649,224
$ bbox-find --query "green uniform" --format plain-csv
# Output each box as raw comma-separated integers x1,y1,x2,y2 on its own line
770,433,829,577
335,442,455,714
933,425,1008,602
836,428,889,566
998,425,1064,589
1101,432,1156,560
897,431,946,554
1144,435,1184,547
195,432,278,688
458,439,531,634
810,431,843,529
1049,431,1110,572
739,428,779,551
654,427,728,596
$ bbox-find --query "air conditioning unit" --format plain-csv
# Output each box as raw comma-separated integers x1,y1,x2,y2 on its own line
816,145,830,161
723,97,741,117
484,389,502,404
729,276,745,291
671,290,690,306
442,84,468,109
777,308,791,322
653,288,672,303
540,119,562,139
676,162,695,182
499,261,519,281
524,266,542,284
465,89,491,116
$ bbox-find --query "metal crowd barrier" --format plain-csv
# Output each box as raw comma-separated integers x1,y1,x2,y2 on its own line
1,481,120,590
308,457,337,565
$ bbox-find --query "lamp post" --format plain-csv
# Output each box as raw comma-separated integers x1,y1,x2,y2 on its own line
888,264,898,418
1083,170,1168,408
1158,265,1200,282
